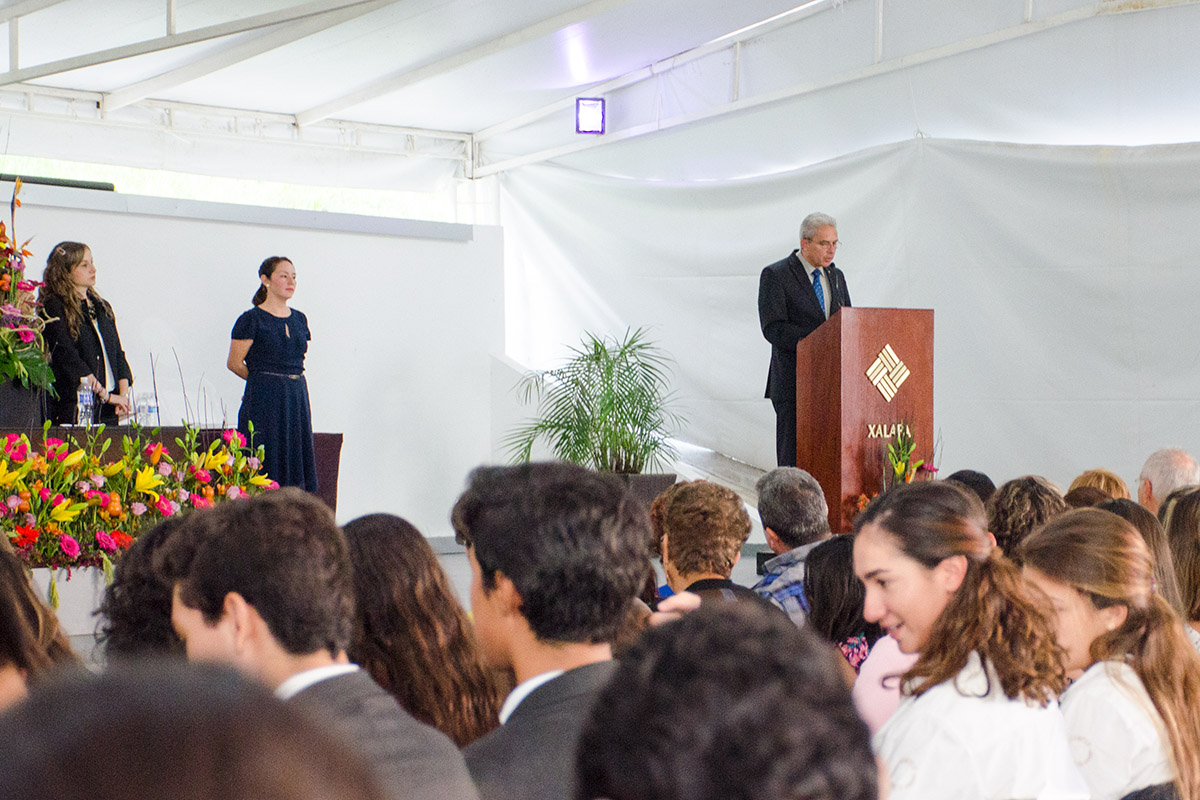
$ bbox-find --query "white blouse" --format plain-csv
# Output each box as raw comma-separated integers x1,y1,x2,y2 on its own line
1060,661,1174,800
874,652,1089,800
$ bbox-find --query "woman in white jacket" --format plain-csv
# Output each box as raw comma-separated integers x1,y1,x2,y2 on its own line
1022,509,1200,800
853,481,1087,800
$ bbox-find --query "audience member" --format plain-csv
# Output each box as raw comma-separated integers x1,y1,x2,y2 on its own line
854,481,1086,800
343,513,502,748
157,487,478,800
751,466,832,624
648,481,684,600
802,535,882,673
0,547,77,671
851,632,917,736
1068,468,1130,500
453,462,648,800
986,475,1068,561
0,551,54,709
1138,448,1200,515
1160,486,1200,642
0,661,388,800
1064,485,1110,509
1097,498,1187,620
658,480,761,604
943,469,997,504
575,602,879,800
1021,509,1200,800
96,517,186,659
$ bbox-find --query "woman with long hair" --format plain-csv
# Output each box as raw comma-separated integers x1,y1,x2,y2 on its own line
38,242,133,424
803,535,882,672
1021,509,1200,800
226,256,316,491
342,513,502,747
853,481,1086,800
1161,486,1200,642
1097,497,1188,620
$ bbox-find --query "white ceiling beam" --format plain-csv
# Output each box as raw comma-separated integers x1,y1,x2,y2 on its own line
0,0,381,87
0,0,70,25
102,0,396,114
474,0,832,142
473,0,1199,177
294,0,636,127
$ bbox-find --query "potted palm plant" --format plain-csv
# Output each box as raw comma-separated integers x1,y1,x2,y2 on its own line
505,327,683,505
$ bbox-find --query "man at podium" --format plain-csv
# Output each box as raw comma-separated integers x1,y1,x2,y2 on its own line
757,212,852,466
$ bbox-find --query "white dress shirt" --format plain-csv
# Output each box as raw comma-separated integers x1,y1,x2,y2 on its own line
1060,660,1174,800
874,651,1089,800
275,663,360,700
498,670,564,724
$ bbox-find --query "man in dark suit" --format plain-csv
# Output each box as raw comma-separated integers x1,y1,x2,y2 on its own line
158,488,479,800
453,463,651,800
758,212,852,466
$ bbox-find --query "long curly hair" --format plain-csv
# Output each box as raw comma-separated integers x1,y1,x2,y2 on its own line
37,242,112,340
342,514,501,747
1021,509,1200,800
855,481,1067,703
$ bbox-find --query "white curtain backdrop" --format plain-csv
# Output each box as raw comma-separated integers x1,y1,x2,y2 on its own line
499,137,1200,492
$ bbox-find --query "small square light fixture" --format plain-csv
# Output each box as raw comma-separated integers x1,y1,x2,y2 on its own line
575,97,605,134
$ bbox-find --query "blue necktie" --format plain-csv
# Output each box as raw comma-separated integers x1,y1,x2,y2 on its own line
813,268,826,316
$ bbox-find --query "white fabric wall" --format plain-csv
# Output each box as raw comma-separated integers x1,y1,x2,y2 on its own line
21,185,504,534
498,137,1200,492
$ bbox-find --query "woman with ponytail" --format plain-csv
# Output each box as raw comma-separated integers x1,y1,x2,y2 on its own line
226,257,316,492
1021,508,1200,800
38,242,133,424
853,481,1087,800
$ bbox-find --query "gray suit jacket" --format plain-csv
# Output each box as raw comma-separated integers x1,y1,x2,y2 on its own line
463,661,618,800
289,670,480,800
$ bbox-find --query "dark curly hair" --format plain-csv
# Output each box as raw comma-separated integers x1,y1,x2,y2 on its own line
575,602,877,800
343,513,501,747
97,517,186,659
986,475,1068,560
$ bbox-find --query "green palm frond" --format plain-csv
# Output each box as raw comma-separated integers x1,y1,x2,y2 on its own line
504,328,684,474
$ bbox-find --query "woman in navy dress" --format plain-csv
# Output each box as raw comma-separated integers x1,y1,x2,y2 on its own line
226,256,317,492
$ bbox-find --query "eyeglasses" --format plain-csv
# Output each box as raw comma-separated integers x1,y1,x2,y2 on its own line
806,239,839,249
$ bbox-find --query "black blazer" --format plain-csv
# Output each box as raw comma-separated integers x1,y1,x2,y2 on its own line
289,670,480,800
757,251,851,403
463,661,618,800
41,294,133,423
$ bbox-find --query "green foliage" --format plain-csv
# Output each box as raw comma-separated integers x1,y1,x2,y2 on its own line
504,328,684,474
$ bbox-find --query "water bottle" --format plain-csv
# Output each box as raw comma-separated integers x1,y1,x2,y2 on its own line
76,377,95,427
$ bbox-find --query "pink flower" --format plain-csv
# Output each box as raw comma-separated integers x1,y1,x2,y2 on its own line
59,533,80,558
22,512,35,527
154,496,174,517
0,303,18,316
193,468,211,484
86,490,109,505
0,504,6,518
95,530,117,552
247,456,261,470
76,481,91,494
6,495,20,510
267,480,279,490
16,328,33,343
15,280,36,291
131,502,147,516
50,493,65,507
190,494,212,509
222,429,247,448
4,440,27,462
89,474,105,488
37,487,50,502
158,462,172,476
225,486,243,500
178,489,190,502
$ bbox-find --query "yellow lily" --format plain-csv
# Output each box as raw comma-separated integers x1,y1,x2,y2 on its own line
0,460,22,487
249,475,275,487
50,501,85,524
61,449,86,469
204,450,229,471
102,461,125,477
135,466,165,501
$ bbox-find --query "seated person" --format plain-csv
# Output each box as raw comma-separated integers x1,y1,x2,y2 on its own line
656,480,761,604
987,475,1068,561
575,602,879,800
454,462,650,800
157,488,479,800
751,466,832,625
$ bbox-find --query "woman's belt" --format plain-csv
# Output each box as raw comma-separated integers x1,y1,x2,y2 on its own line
254,371,304,380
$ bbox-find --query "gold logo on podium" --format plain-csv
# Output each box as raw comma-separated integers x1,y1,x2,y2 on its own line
866,345,910,402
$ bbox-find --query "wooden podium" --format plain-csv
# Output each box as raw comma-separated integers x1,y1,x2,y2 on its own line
795,308,934,532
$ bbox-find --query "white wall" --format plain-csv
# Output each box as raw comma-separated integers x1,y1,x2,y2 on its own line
21,184,504,535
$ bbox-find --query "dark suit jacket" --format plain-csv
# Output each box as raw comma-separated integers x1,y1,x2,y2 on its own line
757,250,851,403
289,670,480,800
463,661,618,800
41,294,133,423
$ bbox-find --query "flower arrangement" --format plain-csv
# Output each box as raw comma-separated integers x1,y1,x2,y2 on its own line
0,422,277,605
0,179,53,392
853,425,940,519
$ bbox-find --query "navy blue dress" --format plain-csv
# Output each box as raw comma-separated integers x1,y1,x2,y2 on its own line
231,307,317,492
